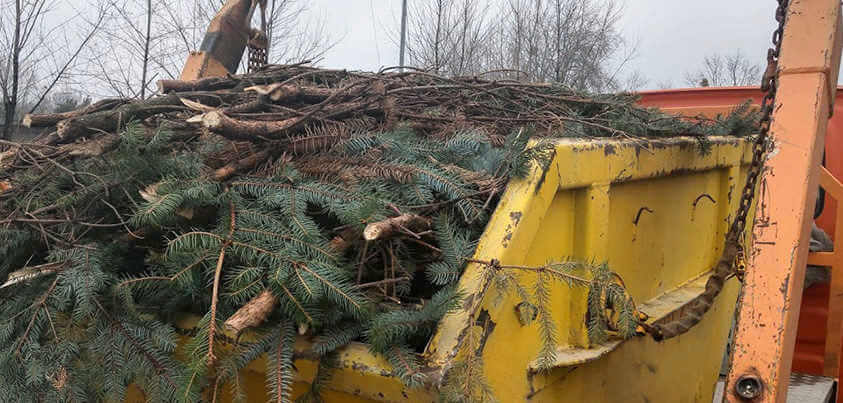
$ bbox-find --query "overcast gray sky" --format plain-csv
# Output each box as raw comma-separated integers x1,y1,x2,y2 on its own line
306,0,777,90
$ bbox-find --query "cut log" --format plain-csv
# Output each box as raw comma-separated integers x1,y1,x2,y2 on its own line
363,214,431,241
221,97,267,114
50,94,186,145
23,99,129,128
158,76,238,93
157,64,326,93
202,111,299,140
213,149,272,181
245,83,338,103
0,262,65,289
63,133,120,157
224,289,279,335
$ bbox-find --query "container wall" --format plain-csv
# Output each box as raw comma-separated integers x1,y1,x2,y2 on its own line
426,137,752,402
637,87,843,377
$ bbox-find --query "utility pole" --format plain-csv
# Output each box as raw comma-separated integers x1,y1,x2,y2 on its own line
399,0,408,72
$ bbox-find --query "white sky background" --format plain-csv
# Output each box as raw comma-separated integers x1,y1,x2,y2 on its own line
306,0,778,90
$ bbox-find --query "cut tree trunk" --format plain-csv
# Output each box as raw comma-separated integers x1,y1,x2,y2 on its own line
245,83,339,103
156,64,325,93
213,149,272,181
158,76,239,94
46,94,186,145
22,99,129,128
202,111,299,140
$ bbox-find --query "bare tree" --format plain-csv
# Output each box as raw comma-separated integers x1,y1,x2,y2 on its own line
685,50,762,87
82,0,173,99
491,0,626,90
400,0,628,92
140,0,152,99
617,70,648,92
262,0,336,64
404,0,492,76
0,0,105,139
655,79,675,90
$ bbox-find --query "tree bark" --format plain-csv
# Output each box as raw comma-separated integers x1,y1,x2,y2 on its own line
2,103,14,140
224,289,278,335
140,0,152,99
245,83,338,103
48,94,184,145
23,99,128,128
202,111,299,140
158,77,240,94
3,0,22,141
157,64,339,94
213,149,272,181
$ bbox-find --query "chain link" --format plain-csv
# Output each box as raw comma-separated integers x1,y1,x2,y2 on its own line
248,44,267,74
641,0,788,341
732,0,787,240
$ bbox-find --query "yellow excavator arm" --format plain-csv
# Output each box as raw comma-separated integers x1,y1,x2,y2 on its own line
180,0,267,80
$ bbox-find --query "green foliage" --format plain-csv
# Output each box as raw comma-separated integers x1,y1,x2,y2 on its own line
440,325,496,403
427,213,476,285
479,260,639,373
533,271,558,370
266,322,297,403
366,286,462,386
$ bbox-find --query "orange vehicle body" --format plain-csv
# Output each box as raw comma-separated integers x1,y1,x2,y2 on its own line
638,86,843,378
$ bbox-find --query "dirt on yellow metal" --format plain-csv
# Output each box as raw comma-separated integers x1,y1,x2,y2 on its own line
127,137,753,402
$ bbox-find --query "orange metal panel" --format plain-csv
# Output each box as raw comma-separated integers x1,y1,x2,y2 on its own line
818,166,843,377
724,0,842,400
637,87,763,118
180,51,231,81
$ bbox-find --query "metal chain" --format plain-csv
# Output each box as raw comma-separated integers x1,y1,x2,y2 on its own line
732,0,787,241
248,0,269,74
641,0,788,341
248,44,267,74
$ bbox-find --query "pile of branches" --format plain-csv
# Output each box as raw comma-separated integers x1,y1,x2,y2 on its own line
0,63,757,402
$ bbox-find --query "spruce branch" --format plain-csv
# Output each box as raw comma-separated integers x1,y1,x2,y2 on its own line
468,258,641,351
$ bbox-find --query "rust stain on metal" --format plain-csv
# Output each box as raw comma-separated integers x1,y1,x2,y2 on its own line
614,167,632,183
533,150,556,195
510,211,523,226
461,292,477,311
501,230,512,248
473,309,496,355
